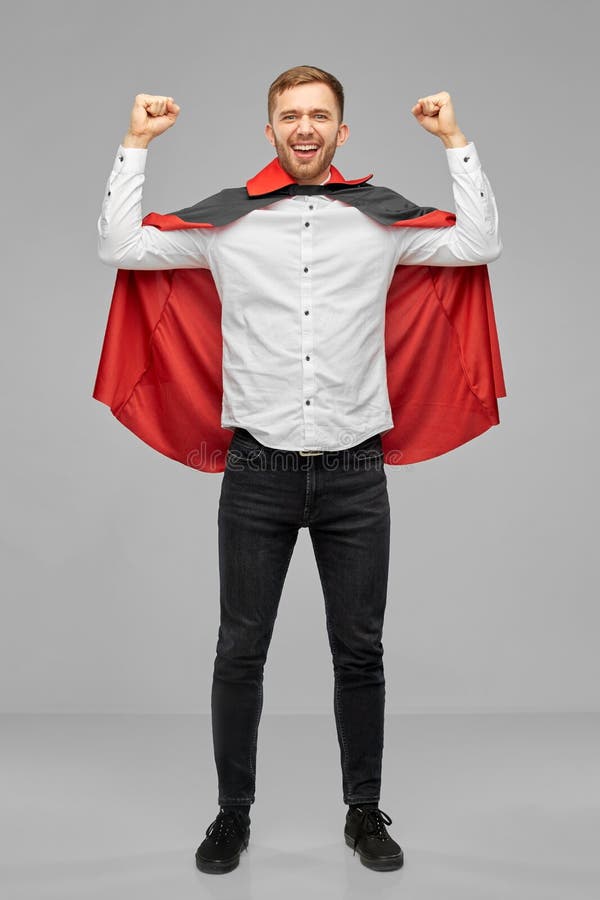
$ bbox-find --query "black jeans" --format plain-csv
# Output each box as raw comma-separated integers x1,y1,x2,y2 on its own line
212,426,391,807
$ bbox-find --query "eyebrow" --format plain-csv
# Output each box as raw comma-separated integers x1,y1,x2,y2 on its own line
278,108,332,117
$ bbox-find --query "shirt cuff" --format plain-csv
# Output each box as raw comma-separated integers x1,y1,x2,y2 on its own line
444,140,481,175
114,142,148,174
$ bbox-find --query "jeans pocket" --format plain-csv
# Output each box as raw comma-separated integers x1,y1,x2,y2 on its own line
345,435,384,469
226,433,266,469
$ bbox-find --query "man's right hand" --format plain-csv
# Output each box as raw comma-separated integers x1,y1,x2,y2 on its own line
122,94,180,148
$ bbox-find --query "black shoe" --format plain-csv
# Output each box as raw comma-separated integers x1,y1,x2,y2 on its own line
344,805,404,871
195,807,251,874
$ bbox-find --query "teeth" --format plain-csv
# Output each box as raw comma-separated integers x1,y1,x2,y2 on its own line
293,144,318,151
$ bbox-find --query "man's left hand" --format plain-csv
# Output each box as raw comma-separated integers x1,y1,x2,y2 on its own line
411,92,467,147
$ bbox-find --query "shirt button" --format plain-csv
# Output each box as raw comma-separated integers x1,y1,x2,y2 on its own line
305,355,310,361
305,222,310,227
304,267,309,273
305,399,311,405
480,191,484,196
463,156,470,162
119,155,124,162
304,310,310,315
309,205,314,210
107,190,111,196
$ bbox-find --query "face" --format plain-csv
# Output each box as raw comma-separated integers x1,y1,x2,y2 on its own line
265,82,349,185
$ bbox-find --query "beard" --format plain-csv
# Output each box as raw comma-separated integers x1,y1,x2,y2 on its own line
272,133,338,184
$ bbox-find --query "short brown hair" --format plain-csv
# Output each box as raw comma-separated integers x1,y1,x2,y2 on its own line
268,65,345,122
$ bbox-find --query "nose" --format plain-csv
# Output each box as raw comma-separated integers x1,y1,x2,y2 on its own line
297,115,314,135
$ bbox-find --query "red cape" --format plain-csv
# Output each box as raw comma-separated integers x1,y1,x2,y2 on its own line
93,159,506,472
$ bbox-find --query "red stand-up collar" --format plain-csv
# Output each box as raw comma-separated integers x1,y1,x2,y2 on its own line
246,157,373,196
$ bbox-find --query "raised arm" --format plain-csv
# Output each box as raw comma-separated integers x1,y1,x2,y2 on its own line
97,94,211,270
393,92,502,267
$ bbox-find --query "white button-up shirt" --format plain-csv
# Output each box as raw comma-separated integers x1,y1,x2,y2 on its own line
98,142,501,451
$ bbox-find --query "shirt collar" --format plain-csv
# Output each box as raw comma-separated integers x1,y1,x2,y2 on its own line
246,157,373,197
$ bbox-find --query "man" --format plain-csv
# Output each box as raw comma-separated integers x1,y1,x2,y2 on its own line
96,66,503,875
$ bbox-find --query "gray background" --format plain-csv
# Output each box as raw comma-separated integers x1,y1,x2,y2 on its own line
2,0,598,716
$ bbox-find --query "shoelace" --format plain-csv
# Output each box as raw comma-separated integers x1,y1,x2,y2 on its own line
351,807,393,854
205,809,248,846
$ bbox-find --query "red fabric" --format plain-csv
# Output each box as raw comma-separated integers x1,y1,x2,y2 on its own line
92,161,506,472
142,213,214,230
383,262,505,465
246,157,373,194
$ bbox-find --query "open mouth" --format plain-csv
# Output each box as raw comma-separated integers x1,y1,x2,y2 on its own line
291,144,320,160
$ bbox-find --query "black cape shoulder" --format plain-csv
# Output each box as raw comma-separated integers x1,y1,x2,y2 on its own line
168,182,437,228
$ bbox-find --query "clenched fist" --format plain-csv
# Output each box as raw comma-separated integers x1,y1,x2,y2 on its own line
122,94,181,148
411,92,467,148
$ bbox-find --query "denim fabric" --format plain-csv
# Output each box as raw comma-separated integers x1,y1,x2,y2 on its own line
212,427,390,807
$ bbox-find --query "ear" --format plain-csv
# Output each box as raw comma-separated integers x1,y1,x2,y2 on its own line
336,123,350,147
265,123,275,147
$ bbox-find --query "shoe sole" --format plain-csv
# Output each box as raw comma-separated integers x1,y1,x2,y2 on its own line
195,833,250,874
344,832,404,871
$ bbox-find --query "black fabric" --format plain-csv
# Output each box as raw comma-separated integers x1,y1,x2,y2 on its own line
168,182,437,228
221,803,251,817
169,187,276,227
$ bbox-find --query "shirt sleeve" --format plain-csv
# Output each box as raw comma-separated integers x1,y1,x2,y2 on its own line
97,145,212,270
392,141,502,266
